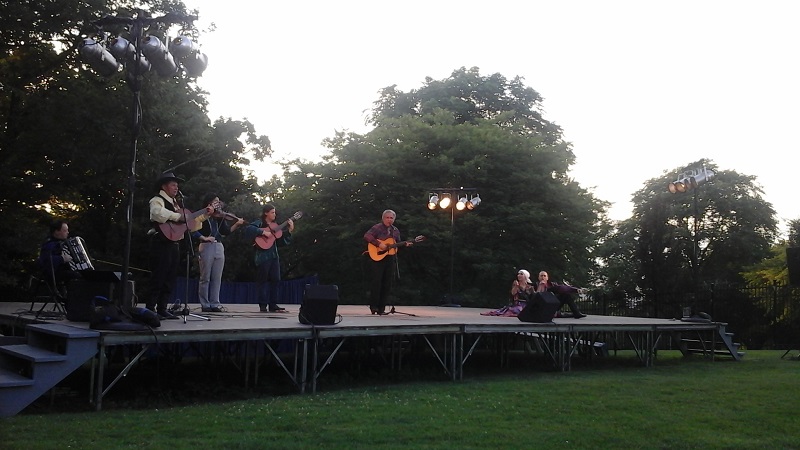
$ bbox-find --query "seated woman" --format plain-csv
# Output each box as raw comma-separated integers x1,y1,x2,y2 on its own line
481,269,534,316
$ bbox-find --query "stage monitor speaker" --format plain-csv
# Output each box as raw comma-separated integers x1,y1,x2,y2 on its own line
66,279,135,321
787,247,800,286
67,280,115,322
299,284,339,325
518,291,560,323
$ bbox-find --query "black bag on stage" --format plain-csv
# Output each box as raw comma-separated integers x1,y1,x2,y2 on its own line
518,291,560,323
299,284,339,325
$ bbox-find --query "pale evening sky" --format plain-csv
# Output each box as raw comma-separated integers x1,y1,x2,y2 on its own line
180,0,800,236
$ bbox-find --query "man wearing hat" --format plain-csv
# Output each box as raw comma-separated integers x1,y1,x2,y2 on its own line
147,171,214,319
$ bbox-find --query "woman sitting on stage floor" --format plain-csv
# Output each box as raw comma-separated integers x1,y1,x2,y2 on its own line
481,269,534,317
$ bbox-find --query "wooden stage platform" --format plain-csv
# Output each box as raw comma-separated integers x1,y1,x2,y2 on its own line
0,301,728,411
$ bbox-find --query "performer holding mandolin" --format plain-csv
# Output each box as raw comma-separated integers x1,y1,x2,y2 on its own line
363,209,424,315
244,204,298,312
147,172,214,319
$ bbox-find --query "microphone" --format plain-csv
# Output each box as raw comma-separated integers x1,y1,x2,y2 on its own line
177,190,188,198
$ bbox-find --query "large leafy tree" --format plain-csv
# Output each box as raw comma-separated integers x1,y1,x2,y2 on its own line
599,159,777,310
278,67,607,306
0,0,271,291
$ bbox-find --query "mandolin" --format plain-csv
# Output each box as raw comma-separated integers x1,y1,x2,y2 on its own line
367,235,425,261
254,211,304,249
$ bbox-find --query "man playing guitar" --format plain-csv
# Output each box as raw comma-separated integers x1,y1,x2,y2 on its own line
147,171,214,319
363,209,421,315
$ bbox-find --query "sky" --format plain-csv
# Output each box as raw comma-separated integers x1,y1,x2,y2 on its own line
180,0,800,235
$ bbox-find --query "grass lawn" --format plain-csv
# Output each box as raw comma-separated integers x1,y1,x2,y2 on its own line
1,350,798,449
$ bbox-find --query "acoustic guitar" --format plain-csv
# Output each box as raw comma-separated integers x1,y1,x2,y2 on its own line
254,211,304,250
158,207,212,241
367,235,425,261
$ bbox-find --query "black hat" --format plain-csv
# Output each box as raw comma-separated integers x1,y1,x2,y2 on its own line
156,171,185,187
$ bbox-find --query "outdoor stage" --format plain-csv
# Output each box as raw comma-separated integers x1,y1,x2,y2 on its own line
0,301,728,412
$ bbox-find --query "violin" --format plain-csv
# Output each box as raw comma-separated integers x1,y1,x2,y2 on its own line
213,202,245,222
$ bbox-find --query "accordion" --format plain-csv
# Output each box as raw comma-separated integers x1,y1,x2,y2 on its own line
63,236,94,271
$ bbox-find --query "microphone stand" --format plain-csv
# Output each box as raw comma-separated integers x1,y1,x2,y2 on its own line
387,253,416,317
176,193,210,323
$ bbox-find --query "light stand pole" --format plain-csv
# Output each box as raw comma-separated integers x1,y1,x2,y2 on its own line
427,188,481,298
668,166,715,313
80,11,207,308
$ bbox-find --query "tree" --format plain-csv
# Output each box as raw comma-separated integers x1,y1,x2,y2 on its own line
0,0,272,292
277,67,607,305
598,159,778,313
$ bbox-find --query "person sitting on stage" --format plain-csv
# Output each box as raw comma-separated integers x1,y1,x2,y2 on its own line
535,270,587,318
480,269,534,317
37,219,79,297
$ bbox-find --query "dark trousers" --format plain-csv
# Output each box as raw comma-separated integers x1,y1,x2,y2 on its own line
147,239,180,312
256,258,281,307
556,293,583,317
369,256,395,312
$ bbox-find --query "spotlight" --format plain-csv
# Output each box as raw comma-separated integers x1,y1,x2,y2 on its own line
456,196,468,211
427,194,439,210
182,51,208,77
169,35,196,59
79,38,120,76
689,168,715,189
439,193,451,209
109,37,151,74
467,195,481,210
668,180,687,194
140,35,178,76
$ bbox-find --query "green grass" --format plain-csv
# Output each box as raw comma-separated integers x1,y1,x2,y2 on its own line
1,350,799,449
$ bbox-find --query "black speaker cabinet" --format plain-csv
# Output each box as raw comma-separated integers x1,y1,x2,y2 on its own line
67,280,115,322
299,284,339,325
787,247,800,286
66,279,135,321
518,291,560,323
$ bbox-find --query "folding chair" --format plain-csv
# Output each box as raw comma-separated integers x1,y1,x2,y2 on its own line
27,270,67,318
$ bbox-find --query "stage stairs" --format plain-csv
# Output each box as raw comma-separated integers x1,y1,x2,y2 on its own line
674,323,744,361
0,323,99,417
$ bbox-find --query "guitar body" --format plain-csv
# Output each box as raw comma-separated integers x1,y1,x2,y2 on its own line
367,235,426,261
158,207,207,242
254,211,304,250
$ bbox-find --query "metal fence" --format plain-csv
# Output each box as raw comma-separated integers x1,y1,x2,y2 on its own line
578,281,800,350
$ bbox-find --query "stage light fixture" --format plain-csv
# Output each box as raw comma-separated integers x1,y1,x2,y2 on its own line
427,194,439,210
109,37,151,74
467,194,481,210
439,193,451,209
182,51,208,77
141,35,178,76
689,168,715,189
169,35,196,59
456,196,468,211
668,180,687,194
79,38,120,76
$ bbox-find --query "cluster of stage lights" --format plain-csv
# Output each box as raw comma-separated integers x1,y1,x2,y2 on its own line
668,167,716,194
79,31,207,78
427,192,481,211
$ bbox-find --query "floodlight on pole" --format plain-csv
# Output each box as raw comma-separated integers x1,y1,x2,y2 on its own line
79,10,206,308
426,187,481,296
667,164,716,316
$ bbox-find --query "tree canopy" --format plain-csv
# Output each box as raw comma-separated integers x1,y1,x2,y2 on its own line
598,159,778,302
0,0,271,291
277,67,607,305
